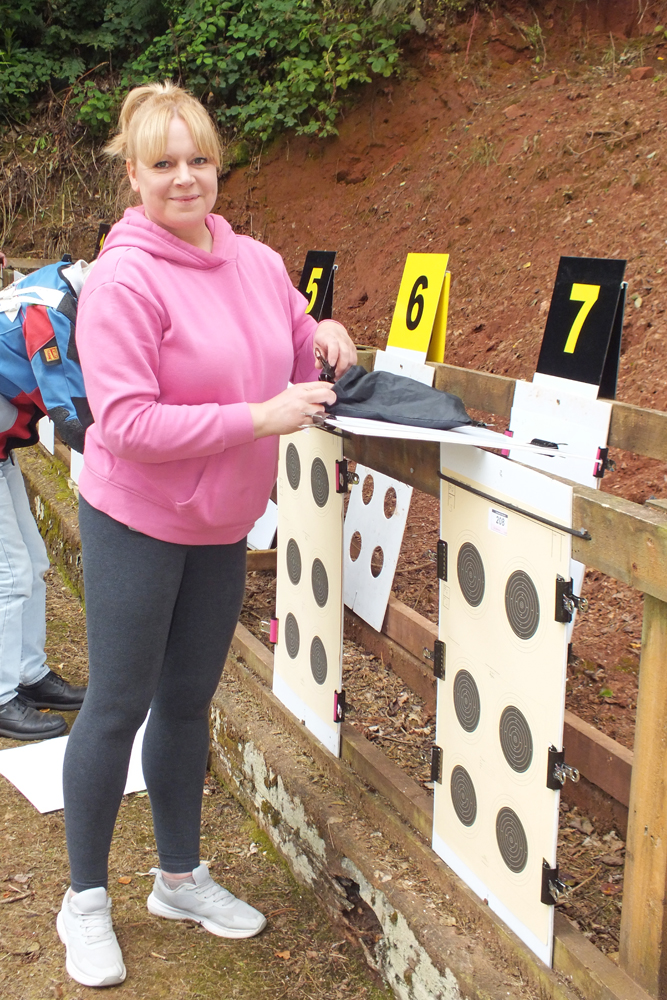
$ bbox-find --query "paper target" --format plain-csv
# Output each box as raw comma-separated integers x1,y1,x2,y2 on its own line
432,444,572,966
273,428,344,756
343,465,412,632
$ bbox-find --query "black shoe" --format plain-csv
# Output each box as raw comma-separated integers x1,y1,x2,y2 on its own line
18,670,87,711
0,695,67,740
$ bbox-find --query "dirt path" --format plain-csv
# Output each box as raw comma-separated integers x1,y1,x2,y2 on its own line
0,571,391,1000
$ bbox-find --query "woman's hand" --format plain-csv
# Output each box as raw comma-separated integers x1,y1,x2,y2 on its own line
248,382,337,440
313,320,357,380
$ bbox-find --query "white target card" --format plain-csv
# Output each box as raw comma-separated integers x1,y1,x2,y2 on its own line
432,444,573,966
273,427,344,756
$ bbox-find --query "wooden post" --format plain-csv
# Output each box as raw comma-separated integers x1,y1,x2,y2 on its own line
620,595,667,997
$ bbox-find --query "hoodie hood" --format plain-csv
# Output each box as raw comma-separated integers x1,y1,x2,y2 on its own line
99,206,237,270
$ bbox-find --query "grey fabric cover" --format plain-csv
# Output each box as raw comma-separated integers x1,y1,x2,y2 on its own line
326,365,473,430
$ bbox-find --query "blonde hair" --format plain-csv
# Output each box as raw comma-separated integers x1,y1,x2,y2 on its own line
105,82,222,168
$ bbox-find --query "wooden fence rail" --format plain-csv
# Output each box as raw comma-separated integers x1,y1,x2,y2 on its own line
347,357,667,999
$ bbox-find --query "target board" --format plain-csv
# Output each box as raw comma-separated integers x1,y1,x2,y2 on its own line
273,427,344,756
433,444,572,966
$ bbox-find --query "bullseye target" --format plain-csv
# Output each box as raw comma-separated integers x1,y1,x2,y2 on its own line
496,807,529,874
505,571,540,640
433,443,573,966
450,765,477,827
499,706,533,773
453,670,480,733
457,543,485,608
274,428,344,757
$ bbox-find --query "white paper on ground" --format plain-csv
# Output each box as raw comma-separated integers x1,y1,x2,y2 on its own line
247,498,278,550
0,714,148,813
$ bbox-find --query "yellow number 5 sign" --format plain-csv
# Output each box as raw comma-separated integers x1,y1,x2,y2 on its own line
387,253,450,362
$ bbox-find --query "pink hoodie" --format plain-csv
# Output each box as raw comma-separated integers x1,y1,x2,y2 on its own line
76,207,318,544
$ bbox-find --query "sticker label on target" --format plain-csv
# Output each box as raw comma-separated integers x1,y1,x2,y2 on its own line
489,508,509,536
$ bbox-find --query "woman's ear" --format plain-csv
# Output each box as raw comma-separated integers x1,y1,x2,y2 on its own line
126,159,140,194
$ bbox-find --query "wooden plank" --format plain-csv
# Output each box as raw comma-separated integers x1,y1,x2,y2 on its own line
563,710,632,808
430,362,515,417
428,362,667,462
5,257,59,271
344,607,437,713
230,622,273,687
247,549,278,572
554,912,654,1000
620,595,667,996
341,722,433,840
608,400,667,464
343,433,441,497
384,595,438,660
571,485,667,603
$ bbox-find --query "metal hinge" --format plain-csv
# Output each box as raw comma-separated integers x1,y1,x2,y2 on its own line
334,689,346,723
541,860,567,905
555,575,589,623
335,459,359,494
430,745,443,784
593,446,616,479
260,618,278,643
546,745,580,790
437,540,448,581
423,640,445,679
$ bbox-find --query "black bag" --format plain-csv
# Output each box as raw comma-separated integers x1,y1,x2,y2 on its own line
326,366,473,431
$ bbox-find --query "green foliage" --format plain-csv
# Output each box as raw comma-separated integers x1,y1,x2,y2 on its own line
0,0,411,141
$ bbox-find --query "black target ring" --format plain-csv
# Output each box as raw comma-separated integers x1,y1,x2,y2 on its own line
310,636,328,685
285,613,300,659
457,543,485,608
286,538,301,586
499,706,533,773
505,571,540,640
285,443,301,491
311,458,329,508
496,807,528,873
311,558,329,608
450,765,477,827
453,670,480,733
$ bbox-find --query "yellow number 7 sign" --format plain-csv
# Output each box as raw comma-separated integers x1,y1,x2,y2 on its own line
387,253,450,362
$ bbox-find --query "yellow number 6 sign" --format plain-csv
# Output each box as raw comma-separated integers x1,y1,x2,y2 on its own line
387,253,450,361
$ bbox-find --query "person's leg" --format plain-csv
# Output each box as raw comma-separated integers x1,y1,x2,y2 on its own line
142,538,247,872
0,457,42,703
63,497,187,892
4,456,51,688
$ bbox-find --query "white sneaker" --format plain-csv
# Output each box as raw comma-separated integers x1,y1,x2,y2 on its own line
147,863,267,939
57,887,126,987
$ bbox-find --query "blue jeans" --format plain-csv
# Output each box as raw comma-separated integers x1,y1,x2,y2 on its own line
0,455,50,704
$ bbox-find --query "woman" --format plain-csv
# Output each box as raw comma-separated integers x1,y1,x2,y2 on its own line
59,82,356,988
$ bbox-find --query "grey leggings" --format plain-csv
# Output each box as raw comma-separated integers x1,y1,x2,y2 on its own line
63,496,246,892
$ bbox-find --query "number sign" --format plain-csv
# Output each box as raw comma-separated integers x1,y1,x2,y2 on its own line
298,251,337,322
387,253,450,360
92,223,111,261
536,257,627,392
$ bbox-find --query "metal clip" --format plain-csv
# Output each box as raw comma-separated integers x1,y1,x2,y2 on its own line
315,347,336,383
334,689,346,723
261,618,278,643
541,860,567,905
555,576,588,623
335,459,359,494
437,540,448,582
593,447,616,479
547,745,580,790
425,640,445,679
430,746,443,784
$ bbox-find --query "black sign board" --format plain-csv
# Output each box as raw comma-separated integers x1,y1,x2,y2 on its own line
92,223,112,261
298,251,337,322
536,256,627,396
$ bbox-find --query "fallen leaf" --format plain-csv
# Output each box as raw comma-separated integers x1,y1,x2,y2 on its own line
601,883,621,895
305,950,319,959
597,854,625,867
118,876,132,885
275,949,291,960
150,952,167,960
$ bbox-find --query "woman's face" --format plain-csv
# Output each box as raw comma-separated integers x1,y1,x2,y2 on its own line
127,115,218,247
